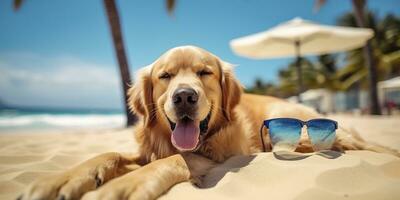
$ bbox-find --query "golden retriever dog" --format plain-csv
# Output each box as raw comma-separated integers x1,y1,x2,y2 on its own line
20,46,399,200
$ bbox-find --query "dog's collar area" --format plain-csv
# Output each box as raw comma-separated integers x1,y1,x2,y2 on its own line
199,112,211,134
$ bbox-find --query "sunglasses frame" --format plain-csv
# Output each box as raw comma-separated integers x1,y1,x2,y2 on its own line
260,118,338,152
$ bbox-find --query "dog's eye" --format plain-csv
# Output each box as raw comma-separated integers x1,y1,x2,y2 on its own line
159,72,171,79
197,70,213,77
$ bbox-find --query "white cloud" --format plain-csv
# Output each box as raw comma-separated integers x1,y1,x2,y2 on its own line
0,52,125,109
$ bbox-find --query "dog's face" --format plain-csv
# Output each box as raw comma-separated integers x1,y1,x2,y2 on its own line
129,46,241,152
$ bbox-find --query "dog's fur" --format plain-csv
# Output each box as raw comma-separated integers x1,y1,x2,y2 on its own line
20,46,399,200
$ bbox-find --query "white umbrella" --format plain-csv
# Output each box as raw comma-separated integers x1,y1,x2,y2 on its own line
230,17,374,102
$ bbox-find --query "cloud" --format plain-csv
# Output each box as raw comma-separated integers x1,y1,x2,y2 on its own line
0,52,124,109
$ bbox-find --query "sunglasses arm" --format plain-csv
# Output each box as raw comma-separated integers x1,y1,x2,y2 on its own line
260,124,267,152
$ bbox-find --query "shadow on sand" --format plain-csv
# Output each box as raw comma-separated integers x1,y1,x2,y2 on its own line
201,155,257,188
273,150,343,161
199,150,342,188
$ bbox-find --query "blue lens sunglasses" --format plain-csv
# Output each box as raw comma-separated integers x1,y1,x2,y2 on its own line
260,118,338,152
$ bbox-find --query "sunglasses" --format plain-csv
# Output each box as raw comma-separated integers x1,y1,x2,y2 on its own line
260,118,338,152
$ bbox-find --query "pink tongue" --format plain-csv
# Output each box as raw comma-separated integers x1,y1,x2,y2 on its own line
171,121,200,151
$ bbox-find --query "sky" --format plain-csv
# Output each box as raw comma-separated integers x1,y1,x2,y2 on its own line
0,0,399,110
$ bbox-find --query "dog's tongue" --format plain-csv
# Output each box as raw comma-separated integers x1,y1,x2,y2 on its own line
171,120,200,151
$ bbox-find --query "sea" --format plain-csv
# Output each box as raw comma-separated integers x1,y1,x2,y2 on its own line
0,106,126,132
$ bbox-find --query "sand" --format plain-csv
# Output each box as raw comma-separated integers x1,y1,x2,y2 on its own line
1,115,400,200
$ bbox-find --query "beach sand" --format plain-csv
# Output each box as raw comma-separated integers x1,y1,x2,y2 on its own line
0,115,399,200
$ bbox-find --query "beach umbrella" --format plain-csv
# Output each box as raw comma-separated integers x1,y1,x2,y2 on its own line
230,17,374,102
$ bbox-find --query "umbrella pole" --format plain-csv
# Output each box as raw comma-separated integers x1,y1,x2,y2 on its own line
295,40,303,103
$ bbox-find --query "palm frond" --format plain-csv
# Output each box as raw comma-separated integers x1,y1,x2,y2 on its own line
340,68,368,90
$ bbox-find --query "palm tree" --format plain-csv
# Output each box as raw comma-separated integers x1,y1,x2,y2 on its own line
315,0,382,114
336,12,400,94
245,54,339,98
244,78,280,96
277,56,340,95
13,0,140,126
351,0,381,115
278,58,315,97
103,0,137,126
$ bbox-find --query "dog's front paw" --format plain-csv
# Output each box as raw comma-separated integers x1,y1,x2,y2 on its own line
81,171,151,200
82,154,191,200
18,152,122,200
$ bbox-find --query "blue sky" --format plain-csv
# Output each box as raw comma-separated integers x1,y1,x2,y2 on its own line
0,0,399,109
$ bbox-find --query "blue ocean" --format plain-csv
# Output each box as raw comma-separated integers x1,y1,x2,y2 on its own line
0,106,126,132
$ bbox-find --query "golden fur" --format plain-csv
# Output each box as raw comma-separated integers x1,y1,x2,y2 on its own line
20,46,399,200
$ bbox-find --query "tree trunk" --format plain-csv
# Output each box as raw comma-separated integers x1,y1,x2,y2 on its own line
351,0,381,115
103,0,137,126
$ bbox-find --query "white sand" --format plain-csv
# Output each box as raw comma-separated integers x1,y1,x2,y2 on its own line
0,129,137,200
162,151,400,200
0,115,400,200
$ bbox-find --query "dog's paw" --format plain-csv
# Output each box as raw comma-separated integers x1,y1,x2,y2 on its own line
19,167,107,200
81,154,191,200
18,152,122,200
81,173,150,200
81,165,171,200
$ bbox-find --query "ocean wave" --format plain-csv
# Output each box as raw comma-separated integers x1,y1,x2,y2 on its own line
0,114,126,129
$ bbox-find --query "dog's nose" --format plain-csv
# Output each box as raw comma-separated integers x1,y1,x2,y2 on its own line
173,88,198,106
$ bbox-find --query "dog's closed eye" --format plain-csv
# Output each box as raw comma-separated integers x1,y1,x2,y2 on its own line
159,72,172,79
197,70,213,77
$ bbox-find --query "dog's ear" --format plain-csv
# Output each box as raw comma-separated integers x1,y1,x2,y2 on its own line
128,66,155,127
219,60,242,121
